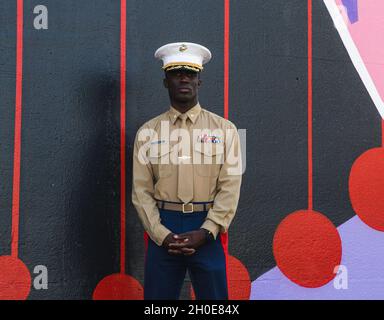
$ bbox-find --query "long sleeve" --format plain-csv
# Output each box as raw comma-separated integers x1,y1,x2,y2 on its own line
201,124,243,238
131,129,172,246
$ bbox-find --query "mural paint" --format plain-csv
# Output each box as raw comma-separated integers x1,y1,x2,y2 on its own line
324,0,384,118
323,0,384,232
325,0,384,232
253,0,384,299
209,0,251,300
91,0,143,300
0,0,31,300
0,0,383,299
272,0,342,289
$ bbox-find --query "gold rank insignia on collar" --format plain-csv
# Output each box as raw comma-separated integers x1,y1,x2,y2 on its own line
168,103,202,124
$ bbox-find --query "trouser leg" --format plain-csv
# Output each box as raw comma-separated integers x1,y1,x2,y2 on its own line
144,237,186,300
182,212,229,300
144,209,186,300
188,236,228,300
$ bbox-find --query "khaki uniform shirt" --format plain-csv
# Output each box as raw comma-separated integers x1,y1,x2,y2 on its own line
132,103,242,246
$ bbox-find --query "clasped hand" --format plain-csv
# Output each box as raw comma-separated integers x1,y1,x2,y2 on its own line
162,230,207,256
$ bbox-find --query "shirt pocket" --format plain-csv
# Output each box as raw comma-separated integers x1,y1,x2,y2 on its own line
148,145,174,178
194,142,224,177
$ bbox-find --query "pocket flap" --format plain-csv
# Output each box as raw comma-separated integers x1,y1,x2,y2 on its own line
148,144,172,158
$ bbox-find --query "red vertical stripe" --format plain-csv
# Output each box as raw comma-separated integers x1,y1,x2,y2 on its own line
143,232,149,266
143,232,149,252
224,0,230,120
220,233,229,298
120,0,127,275
307,0,313,211
11,0,24,258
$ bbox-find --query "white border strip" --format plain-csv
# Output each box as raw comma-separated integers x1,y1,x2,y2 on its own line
323,0,384,119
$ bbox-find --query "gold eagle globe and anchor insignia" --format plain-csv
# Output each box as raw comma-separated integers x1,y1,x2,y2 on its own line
179,44,188,52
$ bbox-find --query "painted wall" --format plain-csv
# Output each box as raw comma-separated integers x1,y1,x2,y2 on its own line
0,0,383,300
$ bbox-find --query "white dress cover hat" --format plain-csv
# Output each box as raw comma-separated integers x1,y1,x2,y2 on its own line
154,42,212,72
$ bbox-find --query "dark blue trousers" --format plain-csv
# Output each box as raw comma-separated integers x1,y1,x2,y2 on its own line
144,209,228,300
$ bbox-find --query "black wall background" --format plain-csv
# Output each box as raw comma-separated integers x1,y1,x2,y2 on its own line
0,0,380,299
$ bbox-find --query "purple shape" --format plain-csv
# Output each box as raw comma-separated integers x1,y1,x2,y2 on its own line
251,215,384,299
342,0,359,23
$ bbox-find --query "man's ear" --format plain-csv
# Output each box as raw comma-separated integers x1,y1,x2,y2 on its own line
163,78,168,88
197,79,202,87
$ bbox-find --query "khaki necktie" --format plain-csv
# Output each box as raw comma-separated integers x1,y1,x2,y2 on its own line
177,114,194,204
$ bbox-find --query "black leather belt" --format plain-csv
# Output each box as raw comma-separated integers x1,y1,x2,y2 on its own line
155,199,214,213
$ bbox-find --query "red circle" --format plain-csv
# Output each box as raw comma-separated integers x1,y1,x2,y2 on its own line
273,210,342,288
190,255,251,300
93,273,143,300
349,147,384,231
0,256,31,300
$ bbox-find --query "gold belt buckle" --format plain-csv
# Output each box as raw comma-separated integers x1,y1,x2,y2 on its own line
182,203,194,213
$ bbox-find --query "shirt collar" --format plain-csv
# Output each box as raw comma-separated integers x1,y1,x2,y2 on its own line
168,102,201,125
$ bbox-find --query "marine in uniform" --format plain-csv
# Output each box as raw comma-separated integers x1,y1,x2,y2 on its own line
132,42,242,300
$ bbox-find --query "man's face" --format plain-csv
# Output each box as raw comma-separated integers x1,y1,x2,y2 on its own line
163,69,202,103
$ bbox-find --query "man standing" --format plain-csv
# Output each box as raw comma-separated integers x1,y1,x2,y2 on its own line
132,42,242,300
